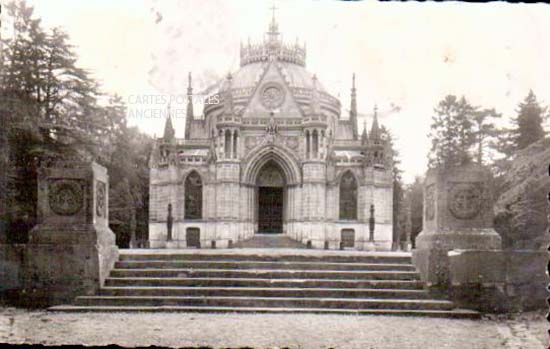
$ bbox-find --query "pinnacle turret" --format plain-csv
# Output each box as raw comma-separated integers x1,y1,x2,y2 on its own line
240,6,306,67
369,104,381,143
361,119,368,145
223,73,234,115
163,104,175,143
310,74,321,115
185,72,194,139
349,73,358,139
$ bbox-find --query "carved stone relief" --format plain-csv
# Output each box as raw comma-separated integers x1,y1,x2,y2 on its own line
286,136,299,150
260,82,285,110
96,181,106,217
257,165,284,187
447,182,483,220
48,180,84,216
245,136,258,150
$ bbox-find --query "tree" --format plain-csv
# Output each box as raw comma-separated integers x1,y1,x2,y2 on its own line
471,108,501,165
406,176,424,248
494,90,547,159
1,0,152,246
380,126,404,250
107,105,152,248
513,90,547,150
428,95,477,168
490,90,548,197
494,137,550,249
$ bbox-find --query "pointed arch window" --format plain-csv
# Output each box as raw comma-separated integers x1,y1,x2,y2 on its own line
185,171,202,219
306,130,311,159
233,130,238,158
339,171,357,220
224,129,231,158
312,129,319,158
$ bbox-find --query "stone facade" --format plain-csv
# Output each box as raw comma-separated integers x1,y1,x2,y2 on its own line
148,17,394,250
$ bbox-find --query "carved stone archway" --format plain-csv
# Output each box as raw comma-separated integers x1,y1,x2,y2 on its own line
241,143,301,186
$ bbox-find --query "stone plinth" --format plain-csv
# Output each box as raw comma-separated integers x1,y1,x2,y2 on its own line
23,161,118,306
412,165,501,287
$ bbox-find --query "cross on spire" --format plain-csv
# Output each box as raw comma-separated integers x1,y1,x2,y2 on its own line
267,4,279,39
270,5,278,24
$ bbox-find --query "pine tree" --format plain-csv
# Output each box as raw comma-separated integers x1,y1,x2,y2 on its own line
472,108,501,165
428,95,476,168
1,0,151,244
490,90,548,195
511,90,546,152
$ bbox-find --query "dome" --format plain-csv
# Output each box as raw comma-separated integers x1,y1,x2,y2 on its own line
225,61,328,93
204,14,341,118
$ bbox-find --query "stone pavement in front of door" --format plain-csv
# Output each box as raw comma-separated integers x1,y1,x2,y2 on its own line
233,234,307,248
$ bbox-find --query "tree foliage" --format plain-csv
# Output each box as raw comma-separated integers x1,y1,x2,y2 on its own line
380,126,404,249
428,95,501,169
1,0,152,246
428,95,476,168
400,176,423,248
425,90,548,251
494,137,550,249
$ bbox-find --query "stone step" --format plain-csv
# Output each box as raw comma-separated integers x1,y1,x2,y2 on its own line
48,305,481,319
119,252,412,264
99,286,431,299
105,277,425,289
109,268,421,280
114,260,417,271
74,295,455,310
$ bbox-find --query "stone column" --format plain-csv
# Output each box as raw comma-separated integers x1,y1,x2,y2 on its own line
24,161,119,306
230,129,235,159
305,131,310,159
412,164,501,287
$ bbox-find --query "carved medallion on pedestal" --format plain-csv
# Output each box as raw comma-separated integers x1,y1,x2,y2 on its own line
96,181,106,217
48,180,84,216
447,182,482,220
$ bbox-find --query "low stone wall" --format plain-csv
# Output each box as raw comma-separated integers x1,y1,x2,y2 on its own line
447,249,548,312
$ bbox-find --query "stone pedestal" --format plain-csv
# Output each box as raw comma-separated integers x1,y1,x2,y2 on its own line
23,161,118,306
412,165,501,287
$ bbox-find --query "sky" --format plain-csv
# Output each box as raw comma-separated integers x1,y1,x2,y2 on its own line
13,0,550,183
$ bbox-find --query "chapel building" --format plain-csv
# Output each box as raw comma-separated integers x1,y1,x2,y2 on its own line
148,14,394,250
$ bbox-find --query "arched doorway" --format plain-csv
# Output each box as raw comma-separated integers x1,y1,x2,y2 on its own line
256,160,285,234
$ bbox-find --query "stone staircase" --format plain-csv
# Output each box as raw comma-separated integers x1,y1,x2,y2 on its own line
49,249,480,318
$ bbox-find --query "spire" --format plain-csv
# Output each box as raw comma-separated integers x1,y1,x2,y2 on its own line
267,5,279,42
163,103,175,143
361,118,368,145
349,73,358,139
310,74,320,115
369,104,380,142
223,72,234,115
184,72,194,139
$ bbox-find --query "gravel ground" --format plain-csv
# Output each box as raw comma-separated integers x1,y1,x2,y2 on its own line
0,307,547,349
